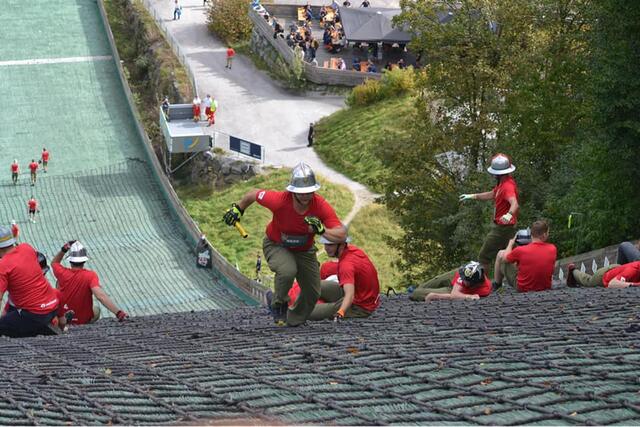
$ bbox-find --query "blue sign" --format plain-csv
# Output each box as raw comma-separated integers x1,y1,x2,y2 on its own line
229,136,263,160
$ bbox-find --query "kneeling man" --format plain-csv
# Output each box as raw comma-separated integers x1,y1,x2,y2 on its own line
309,236,380,320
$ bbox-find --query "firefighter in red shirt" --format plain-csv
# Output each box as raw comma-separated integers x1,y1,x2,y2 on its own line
28,159,39,186
41,148,50,173
567,260,640,289
459,153,519,272
0,226,60,337
10,159,19,185
27,197,38,223
223,162,347,326
53,241,128,327
309,235,380,320
499,220,557,292
410,261,492,302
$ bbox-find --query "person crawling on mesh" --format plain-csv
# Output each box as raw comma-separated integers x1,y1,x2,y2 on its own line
52,241,128,328
409,261,492,302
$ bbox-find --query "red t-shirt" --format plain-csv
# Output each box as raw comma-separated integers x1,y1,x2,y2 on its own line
493,176,518,224
29,162,38,173
450,270,492,297
53,263,101,324
227,48,235,58
0,244,59,314
42,151,50,162
11,224,19,238
10,164,18,173
256,190,341,251
506,241,557,292
338,245,380,312
28,199,37,210
320,261,338,279
603,261,640,287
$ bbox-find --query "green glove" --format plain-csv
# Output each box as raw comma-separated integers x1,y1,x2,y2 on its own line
223,203,244,226
304,216,325,235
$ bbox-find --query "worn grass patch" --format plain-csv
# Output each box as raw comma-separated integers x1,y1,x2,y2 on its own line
314,95,415,193
177,168,354,280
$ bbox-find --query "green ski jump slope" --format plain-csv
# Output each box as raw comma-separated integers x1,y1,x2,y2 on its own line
0,0,248,315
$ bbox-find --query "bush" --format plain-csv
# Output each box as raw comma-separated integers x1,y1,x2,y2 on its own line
207,0,253,44
346,67,415,106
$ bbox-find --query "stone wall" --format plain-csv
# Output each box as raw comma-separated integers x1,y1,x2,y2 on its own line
190,152,259,189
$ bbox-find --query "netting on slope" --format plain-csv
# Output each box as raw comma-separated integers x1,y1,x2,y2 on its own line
1,288,638,425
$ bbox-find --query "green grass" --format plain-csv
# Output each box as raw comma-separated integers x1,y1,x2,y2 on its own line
314,95,415,193
177,168,354,280
347,203,404,291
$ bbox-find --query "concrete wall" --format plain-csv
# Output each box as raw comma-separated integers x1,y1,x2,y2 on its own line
98,0,269,306
249,7,381,87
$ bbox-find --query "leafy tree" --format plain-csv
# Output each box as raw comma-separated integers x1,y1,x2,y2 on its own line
207,0,253,44
557,0,640,250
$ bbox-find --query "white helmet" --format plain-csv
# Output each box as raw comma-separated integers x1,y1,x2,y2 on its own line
286,162,321,193
487,153,516,175
319,235,350,244
68,241,89,263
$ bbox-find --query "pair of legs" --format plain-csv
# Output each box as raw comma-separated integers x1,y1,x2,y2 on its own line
494,250,518,287
30,172,36,186
571,265,619,287
479,223,516,273
617,242,640,264
226,57,233,69
0,306,57,338
12,172,18,184
28,209,37,223
263,237,320,326
410,269,456,301
308,281,371,320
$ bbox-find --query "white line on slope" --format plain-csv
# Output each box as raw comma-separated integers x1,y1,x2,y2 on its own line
0,55,113,67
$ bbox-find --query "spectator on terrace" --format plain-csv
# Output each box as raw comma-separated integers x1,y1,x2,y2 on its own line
320,6,328,20
343,0,351,6
360,0,370,7
323,28,332,46
273,21,284,39
309,38,319,60
352,57,361,71
398,58,407,69
305,3,315,21
384,61,392,71
337,58,346,70
366,60,377,72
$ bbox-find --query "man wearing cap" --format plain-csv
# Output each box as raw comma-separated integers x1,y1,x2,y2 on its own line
409,261,492,302
223,162,347,326
10,159,19,185
459,153,520,272
0,226,60,337
52,241,128,326
308,235,380,320
499,220,557,292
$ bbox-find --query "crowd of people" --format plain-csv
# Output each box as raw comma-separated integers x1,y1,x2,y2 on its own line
266,1,406,72
1,151,129,338
410,153,640,303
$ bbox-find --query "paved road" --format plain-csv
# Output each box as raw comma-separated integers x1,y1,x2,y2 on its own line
142,0,377,219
